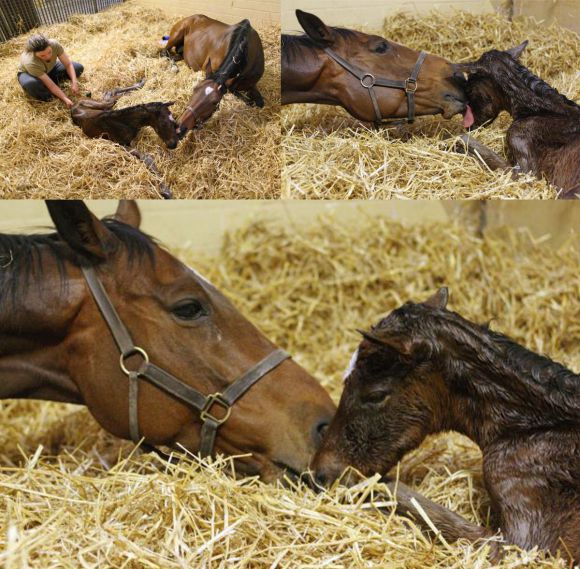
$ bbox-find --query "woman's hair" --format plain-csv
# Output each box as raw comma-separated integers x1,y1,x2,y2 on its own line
26,34,50,53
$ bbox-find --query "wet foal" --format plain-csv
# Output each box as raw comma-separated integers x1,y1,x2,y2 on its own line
282,10,467,125
456,43,580,199
71,80,179,198
313,288,579,562
0,201,336,482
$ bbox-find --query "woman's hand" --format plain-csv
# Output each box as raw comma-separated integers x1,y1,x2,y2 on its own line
64,97,74,108
71,81,80,95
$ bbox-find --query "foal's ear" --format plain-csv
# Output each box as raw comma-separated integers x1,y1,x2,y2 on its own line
46,200,118,263
423,287,449,310
114,200,141,229
505,40,528,60
296,10,335,46
357,328,415,357
164,101,175,107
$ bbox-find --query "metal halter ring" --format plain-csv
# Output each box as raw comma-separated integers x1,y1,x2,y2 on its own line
200,393,232,425
405,78,418,93
361,73,376,88
120,347,150,376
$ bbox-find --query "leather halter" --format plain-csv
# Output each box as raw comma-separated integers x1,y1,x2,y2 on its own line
323,47,427,125
81,265,290,458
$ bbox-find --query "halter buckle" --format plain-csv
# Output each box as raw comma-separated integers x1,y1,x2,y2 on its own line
200,393,232,425
120,347,150,376
361,73,376,89
405,78,418,93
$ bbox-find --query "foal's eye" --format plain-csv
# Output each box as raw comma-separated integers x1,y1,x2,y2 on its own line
172,299,206,320
373,42,389,54
362,390,390,405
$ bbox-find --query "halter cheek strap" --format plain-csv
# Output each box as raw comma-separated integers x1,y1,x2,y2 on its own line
323,48,427,125
81,265,290,458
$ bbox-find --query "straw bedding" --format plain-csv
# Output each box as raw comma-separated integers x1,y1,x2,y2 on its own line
282,11,580,199
1,215,578,567
0,1,280,199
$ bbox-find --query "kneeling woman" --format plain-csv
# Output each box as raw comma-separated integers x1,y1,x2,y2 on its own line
17,34,84,107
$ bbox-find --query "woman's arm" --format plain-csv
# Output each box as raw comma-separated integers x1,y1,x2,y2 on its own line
38,73,73,107
58,51,79,95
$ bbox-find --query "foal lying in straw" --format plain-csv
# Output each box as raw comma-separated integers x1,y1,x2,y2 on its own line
313,288,579,563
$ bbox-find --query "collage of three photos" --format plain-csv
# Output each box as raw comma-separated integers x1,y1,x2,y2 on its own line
0,0,579,566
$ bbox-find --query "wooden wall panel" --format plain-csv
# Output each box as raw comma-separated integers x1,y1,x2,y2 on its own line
133,0,280,28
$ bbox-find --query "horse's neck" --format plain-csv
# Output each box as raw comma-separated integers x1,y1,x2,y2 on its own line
113,106,155,128
442,336,580,449
0,264,85,404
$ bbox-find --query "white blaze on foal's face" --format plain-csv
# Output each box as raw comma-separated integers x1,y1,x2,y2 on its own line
343,348,359,382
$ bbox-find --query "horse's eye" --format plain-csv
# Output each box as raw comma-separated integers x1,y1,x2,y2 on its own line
362,389,390,405
172,300,206,320
373,42,389,54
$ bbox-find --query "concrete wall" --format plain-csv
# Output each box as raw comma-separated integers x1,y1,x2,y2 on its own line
0,201,577,254
133,0,280,28
282,0,580,33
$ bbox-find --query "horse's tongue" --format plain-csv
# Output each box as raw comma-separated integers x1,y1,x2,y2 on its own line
463,105,475,129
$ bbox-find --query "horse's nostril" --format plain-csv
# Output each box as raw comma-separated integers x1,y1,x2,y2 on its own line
313,419,330,445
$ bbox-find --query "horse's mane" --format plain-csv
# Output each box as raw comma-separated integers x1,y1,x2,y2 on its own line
0,220,157,310
281,27,358,64
379,302,580,413
209,19,251,84
99,101,170,119
480,51,579,115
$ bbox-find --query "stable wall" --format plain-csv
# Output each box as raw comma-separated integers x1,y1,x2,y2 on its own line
1,202,578,255
282,0,580,33
133,0,279,28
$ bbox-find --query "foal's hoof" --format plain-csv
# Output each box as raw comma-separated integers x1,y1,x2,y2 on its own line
160,188,173,199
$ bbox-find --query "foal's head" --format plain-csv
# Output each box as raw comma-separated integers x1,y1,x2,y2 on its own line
144,101,180,149
311,288,460,485
459,42,528,128
15,201,335,481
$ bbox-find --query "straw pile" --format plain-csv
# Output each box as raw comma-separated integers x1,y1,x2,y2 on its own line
1,215,579,567
0,1,280,198
282,11,580,199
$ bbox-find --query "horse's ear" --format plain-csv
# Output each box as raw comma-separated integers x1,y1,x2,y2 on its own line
423,287,449,310
164,101,175,107
114,200,141,229
46,200,119,263
357,328,415,357
296,10,335,46
505,40,528,60
205,59,213,78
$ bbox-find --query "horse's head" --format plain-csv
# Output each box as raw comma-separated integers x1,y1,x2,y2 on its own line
457,41,528,128
149,101,180,149
177,60,225,137
42,201,335,482
311,288,453,487
295,10,467,122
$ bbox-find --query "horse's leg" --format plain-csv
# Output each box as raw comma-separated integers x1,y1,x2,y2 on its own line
126,147,173,199
453,134,512,172
104,79,146,101
381,479,504,562
231,87,265,108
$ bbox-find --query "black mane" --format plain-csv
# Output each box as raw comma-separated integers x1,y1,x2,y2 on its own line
381,302,580,415
479,51,580,117
210,19,251,84
282,27,358,64
0,219,157,310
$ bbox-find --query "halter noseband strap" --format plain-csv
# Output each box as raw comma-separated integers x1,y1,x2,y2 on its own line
81,265,290,458
323,48,427,125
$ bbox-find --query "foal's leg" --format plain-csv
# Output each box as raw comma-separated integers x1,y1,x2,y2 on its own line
104,79,146,101
126,147,173,199
381,479,504,562
453,134,512,171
